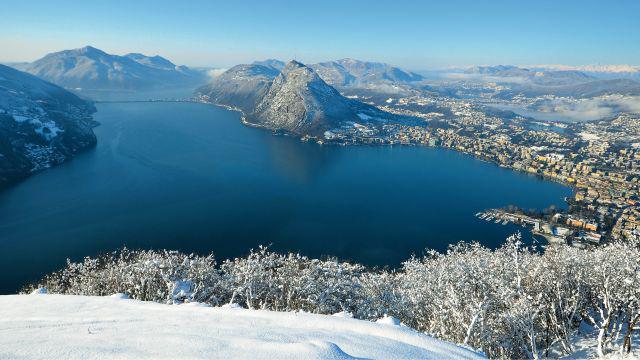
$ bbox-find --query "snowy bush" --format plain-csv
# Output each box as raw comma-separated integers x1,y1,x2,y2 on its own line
35,248,221,304
26,236,640,359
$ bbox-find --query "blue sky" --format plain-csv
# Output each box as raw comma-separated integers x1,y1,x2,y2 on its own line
1,0,639,70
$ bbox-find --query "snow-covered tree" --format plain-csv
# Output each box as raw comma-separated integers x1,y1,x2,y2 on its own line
26,235,640,359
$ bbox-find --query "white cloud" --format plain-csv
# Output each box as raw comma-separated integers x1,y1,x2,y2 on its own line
206,68,228,79
444,72,530,84
527,64,640,74
533,95,640,121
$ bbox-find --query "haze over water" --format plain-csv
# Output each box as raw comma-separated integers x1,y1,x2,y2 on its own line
0,102,571,293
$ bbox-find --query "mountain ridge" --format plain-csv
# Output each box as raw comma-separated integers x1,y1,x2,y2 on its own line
15,46,206,91
0,64,97,187
461,64,640,97
197,60,405,136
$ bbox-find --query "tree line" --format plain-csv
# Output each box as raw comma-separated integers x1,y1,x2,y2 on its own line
26,234,640,359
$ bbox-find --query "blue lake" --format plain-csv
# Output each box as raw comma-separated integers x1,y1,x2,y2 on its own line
0,102,572,293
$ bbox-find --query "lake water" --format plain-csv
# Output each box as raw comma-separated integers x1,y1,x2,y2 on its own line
0,102,572,293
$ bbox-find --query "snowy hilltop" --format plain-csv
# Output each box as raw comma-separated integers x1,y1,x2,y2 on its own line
0,64,97,187
197,60,408,136
13,46,206,91
0,293,484,360
249,58,424,95
309,58,423,94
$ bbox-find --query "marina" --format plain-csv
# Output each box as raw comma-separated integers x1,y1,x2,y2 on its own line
475,209,604,247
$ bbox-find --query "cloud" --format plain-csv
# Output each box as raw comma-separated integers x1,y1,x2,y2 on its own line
533,95,640,122
529,64,640,74
206,68,228,79
443,72,530,84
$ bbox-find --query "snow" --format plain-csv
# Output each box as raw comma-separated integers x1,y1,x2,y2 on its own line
558,331,640,359
578,132,600,141
0,294,484,360
356,112,373,120
168,279,193,301
332,311,354,318
376,314,402,326
11,114,30,122
324,130,336,140
33,120,64,140
109,293,129,299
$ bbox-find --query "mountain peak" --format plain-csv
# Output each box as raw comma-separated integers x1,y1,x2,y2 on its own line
22,47,204,91
336,58,361,64
252,59,285,70
279,60,312,77
284,60,306,69
124,53,176,70
198,59,404,137
309,59,423,89
76,45,105,56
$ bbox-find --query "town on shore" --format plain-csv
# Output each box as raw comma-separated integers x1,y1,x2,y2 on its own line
261,93,639,247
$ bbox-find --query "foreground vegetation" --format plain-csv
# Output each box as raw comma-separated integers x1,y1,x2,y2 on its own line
26,234,640,359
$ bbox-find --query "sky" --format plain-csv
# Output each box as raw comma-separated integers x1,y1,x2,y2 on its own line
1,0,639,70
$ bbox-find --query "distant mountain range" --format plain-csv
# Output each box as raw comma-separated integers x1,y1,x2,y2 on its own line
529,64,640,80
0,64,96,187
462,65,640,97
248,60,640,99
198,60,405,136
465,65,595,85
252,59,286,70
310,58,423,88
13,46,207,91
251,58,423,94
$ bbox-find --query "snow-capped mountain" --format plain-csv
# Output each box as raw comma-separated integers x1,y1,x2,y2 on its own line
0,64,96,187
252,59,286,71
464,65,531,77
15,46,206,91
198,63,280,113
529,64,640,80
309,58,423,94
197,60,402,136
463,65,640,97
243,58,423,95
465,65,594,85
124,52,179,70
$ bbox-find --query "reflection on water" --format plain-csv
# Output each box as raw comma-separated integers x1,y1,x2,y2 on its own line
265,134,337,184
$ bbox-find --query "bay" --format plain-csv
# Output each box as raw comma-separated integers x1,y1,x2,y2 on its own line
0,101,572,293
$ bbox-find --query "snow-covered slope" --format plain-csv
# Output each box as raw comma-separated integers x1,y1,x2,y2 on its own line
15,46,206,91
197,63,280,113
0,294,484,360
251,58,423,94
252,59,286,71
0,64,96,186
254,60,392,135
310,59,423,87
197,60,406,136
